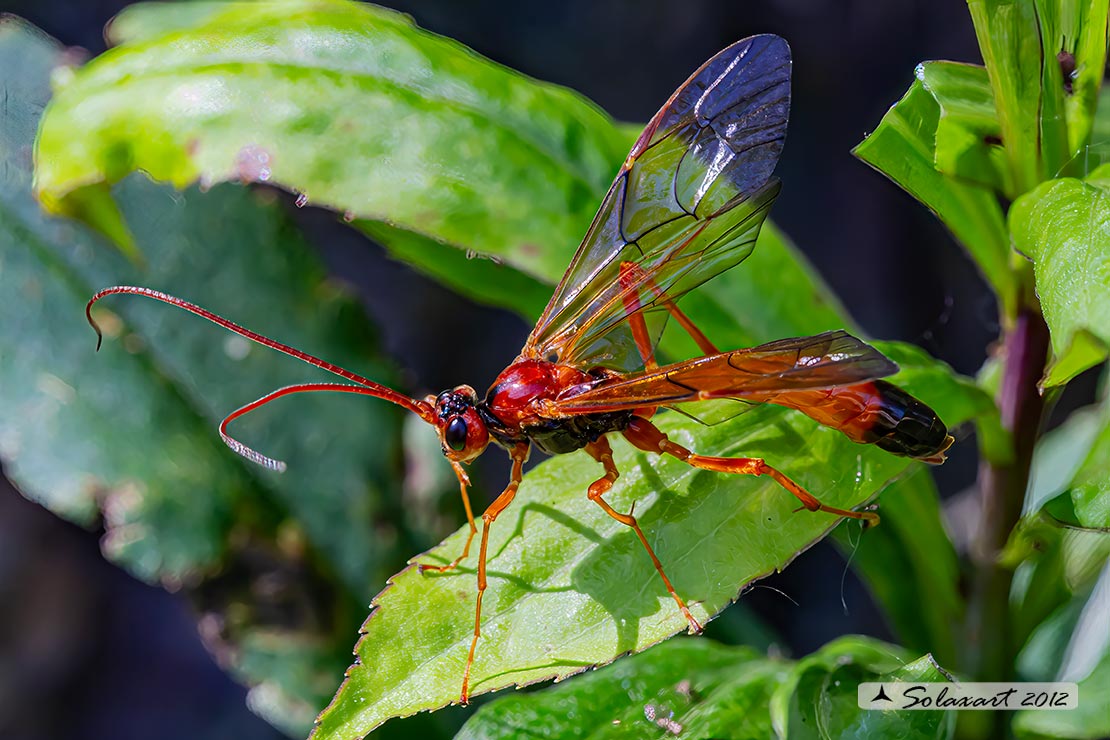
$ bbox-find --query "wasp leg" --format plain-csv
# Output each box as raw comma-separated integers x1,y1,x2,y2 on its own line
460,442,529,705
622,416,880,527
584,438,703,633
419,461,477,574
618,260,720,372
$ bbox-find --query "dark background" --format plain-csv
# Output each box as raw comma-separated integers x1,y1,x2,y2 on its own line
2,1,993,738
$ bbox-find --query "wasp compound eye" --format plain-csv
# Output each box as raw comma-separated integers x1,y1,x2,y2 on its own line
445,417,468,451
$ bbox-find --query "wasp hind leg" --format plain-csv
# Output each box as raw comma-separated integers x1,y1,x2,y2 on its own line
584,438,703,633
618,260,720,372
622,416,880,527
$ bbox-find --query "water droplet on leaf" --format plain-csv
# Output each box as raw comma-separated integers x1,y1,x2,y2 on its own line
223,335,251,360
235,145,274,183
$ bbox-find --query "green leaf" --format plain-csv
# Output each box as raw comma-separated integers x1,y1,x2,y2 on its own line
40,181,142,263
853,66,1015,316
34,0,630,283
1016,531,1110,687
314,367,986,737
1,19,412,734
920,61,1011,193
455,636,953,740
967,1,1109,187
357,220,552,318
1021,392,1110,514
1014,565,1110,740
1089,87,1110,169
832,471,963,666
1032,1,1110,174
967,0,1049,192
1067,430,1110,528
1007,514,1110,650
455,639,784,740
1025,402,1107,516
1030,2,1070,181
1088,161,1110,190
768,636,955,740
1016,649,1110,739
1016,579,1092,681
105,0,232,44
1009,176,1110,387
1027,399,1110,530
1007,406,1110,648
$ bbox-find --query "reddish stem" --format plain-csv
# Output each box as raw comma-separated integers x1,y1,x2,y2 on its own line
963,307,1050,737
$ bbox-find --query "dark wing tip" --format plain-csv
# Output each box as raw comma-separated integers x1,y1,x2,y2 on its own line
690,34,792,199
735,33,792,65
751,330,901,381
816,330,901,375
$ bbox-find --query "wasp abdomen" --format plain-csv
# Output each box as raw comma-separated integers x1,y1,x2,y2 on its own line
758,380,952,463
866,381,953,461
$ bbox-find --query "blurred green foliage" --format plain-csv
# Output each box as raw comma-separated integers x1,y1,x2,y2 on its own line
1,1,1108,739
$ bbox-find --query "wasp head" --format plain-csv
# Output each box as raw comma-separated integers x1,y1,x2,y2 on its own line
428,385,490,463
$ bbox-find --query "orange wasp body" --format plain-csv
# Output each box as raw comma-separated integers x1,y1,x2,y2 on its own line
88,34,952,704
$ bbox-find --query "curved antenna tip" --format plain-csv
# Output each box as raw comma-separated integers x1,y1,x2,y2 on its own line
220,432,288,473
86,298,105,352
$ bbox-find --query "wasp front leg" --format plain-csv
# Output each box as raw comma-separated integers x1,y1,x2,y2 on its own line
460,443,528,704
418,461,477,575
584,438,703,633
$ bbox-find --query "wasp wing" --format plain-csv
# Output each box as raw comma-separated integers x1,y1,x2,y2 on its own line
523,35,791,371
551,331,899,413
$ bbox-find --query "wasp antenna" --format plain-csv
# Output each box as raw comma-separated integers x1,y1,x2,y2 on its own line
220,430,288,472
219,383,413,472
85,299,105,352
87,286,436,423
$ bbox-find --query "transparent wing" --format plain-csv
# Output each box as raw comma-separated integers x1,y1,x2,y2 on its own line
665,397,761,427
551,331,899,413
523,34,791,371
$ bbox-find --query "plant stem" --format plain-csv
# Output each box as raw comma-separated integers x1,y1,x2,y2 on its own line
962,307,1050,738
